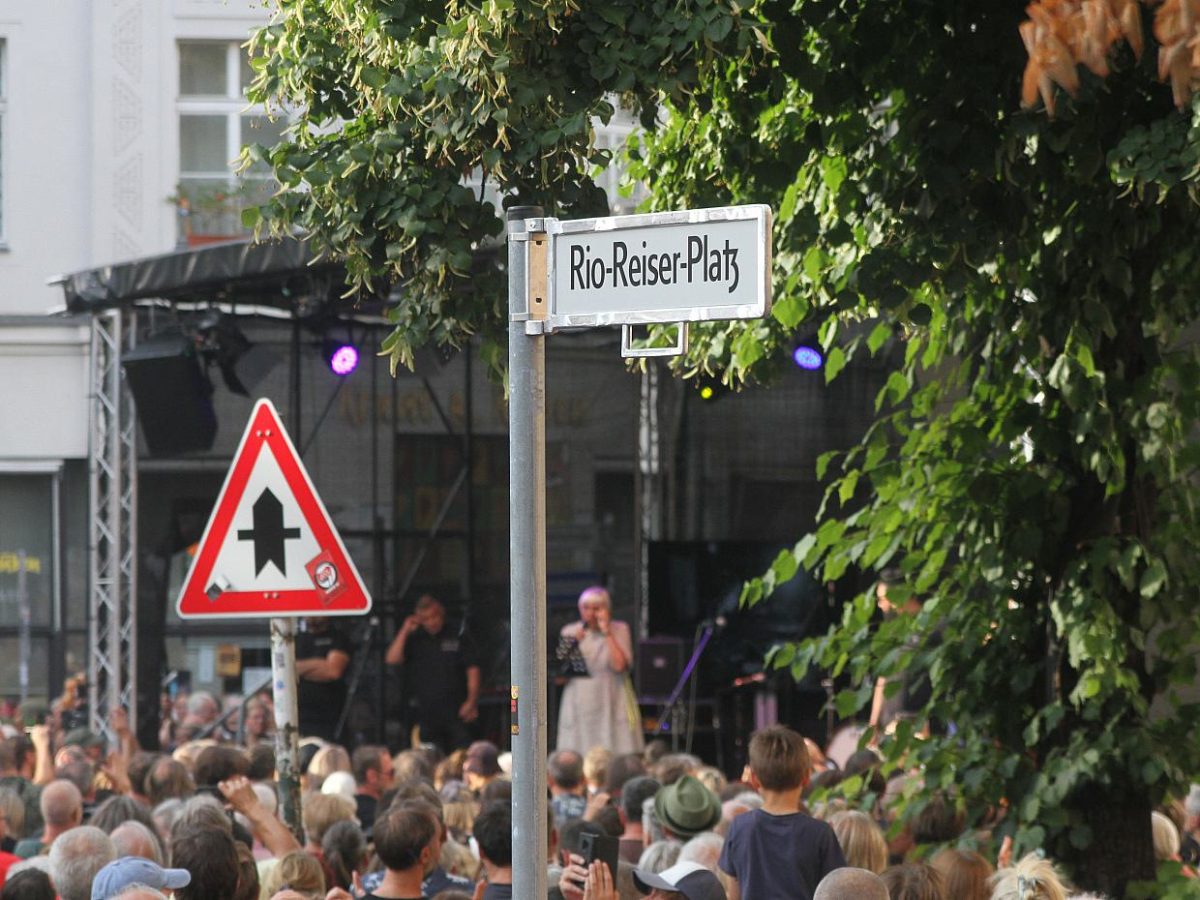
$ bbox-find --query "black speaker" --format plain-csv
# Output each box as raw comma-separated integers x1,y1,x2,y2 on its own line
123,334,217,456
637,636,684,700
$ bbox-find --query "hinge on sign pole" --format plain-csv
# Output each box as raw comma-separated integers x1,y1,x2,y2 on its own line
621,323,689,358
525,231,549,335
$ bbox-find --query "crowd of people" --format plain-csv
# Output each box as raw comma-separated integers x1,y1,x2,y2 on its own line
0,684,1191,900
0,584,1192,900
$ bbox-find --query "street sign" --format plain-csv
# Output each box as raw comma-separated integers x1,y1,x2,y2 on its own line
176,399,371,619
505,203,774,898
542,204,772,332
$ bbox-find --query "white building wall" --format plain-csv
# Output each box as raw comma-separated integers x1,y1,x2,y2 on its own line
0,0,270,461
0,320,89,459
0,0,93,312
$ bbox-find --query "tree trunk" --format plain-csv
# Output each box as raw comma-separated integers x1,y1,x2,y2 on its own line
1065,781,1155,896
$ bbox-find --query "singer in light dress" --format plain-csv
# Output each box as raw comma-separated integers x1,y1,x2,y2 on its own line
556,586,645,754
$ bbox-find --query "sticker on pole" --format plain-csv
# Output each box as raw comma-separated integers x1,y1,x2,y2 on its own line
176,399,371,619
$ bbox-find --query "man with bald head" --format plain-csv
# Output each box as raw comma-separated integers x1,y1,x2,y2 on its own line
813,867,889,900
13,779,82,858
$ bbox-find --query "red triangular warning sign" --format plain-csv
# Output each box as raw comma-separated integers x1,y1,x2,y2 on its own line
176,399,371,619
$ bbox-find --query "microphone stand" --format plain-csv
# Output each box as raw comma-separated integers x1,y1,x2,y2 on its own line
656,619,719,750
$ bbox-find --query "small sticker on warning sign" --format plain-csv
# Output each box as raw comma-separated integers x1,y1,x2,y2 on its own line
306,550,345,605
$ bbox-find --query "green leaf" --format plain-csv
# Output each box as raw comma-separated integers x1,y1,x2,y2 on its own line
1075,342,1096,377
772,294,807,329
740,579,764,608
834,689,864,718
820,156,846,195
1080,674,1102,699
360,67,389,89
793,533,817,564
838,470,860,504
771,548,800,584
1140,561,1167,599
704,16,733,42
825,346,847,382
867,321,892,354
884,370,911,406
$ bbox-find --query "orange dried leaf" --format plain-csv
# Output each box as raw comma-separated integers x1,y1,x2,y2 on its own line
1115,0,1144,58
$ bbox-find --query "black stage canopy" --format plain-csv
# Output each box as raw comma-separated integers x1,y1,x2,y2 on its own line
53,237,345,315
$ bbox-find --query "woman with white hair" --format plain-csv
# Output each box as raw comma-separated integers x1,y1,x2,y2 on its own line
556,586,644,754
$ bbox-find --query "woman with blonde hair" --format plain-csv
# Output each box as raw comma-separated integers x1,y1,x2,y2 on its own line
262,850,326,899
0,787,24,845
930,847,993,900
989,852,1068,900
583,746,612,796
306,744,351,792
829,809,888,874
443,798,477,846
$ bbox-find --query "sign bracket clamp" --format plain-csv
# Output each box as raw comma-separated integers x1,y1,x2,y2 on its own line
620,322,689,358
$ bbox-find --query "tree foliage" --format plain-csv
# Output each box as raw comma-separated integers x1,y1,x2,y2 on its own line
648,3,1200,894
251,0,1200,894
244,0,760,372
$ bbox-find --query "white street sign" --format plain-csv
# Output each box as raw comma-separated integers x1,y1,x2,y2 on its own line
541,204,772,332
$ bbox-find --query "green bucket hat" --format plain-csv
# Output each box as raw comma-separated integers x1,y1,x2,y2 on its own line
654,774,721,838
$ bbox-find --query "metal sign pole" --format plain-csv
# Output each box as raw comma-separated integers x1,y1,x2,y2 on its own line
508,205,548,897
270,616,303,839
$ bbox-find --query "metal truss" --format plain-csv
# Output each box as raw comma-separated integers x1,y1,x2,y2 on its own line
88,310,138,741
635,362,662,641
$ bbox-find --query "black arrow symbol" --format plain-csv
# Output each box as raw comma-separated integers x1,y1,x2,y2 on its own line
237,488,301,577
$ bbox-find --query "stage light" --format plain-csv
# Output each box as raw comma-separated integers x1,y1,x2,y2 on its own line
326,342,359,376
695,376,724,402
792,344,824,371
195,312,278,396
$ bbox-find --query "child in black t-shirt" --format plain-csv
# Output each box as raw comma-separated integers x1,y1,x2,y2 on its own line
718,725,846,900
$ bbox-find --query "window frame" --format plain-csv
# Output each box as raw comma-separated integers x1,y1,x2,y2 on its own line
0,465,68,699
175,40,280,242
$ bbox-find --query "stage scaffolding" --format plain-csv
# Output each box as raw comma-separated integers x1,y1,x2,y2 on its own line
87,309,138,740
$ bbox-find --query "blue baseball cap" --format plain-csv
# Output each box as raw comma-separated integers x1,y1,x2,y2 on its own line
91,857,192,899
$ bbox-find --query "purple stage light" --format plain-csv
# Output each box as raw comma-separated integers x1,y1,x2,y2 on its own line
329,344,359,375
792,345,824,370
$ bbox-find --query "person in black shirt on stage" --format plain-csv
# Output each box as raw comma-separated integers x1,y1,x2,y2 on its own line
384,595,480,752
295,617,352,742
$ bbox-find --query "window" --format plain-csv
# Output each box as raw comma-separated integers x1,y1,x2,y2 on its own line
0,40,8,241
462,102,648,218
0,472,58,698
176,41,284,245
593,110,649,216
